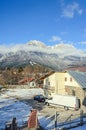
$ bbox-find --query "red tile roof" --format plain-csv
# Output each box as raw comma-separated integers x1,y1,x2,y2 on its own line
18,77,35,84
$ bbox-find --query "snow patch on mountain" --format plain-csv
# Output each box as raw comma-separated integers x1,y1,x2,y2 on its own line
0,40,86,69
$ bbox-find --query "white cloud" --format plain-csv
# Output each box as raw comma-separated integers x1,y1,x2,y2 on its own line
0,43,29,54
61,2,83,18
0,40,85,56
0,45,9,53
49,36,62,42
78,41,86,44
49,36,74,46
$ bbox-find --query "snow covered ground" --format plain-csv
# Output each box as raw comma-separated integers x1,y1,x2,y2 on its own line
0,97,32,129
0,88,86,130
71,125,86,130
0,88,44,129
3,88,44,99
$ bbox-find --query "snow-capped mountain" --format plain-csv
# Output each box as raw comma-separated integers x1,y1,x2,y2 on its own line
27,40,47,48
0,40,86,70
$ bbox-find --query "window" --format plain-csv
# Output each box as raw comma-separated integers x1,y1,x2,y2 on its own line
70,77,72,82
72,90,75,96
65,77,67,81
32,82,34,86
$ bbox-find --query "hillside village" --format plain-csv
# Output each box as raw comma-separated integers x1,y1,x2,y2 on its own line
0,65,86,130
0,65,86,109
18,66,86,109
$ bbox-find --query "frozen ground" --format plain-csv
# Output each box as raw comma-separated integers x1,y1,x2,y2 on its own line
0,88,86,130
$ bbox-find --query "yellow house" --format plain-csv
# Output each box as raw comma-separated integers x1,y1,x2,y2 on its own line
43,70,86,107
43,72,65,96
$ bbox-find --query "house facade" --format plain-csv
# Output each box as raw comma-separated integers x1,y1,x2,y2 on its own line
43,72,65,96
28,79,36,88
43,71,86,107
18,77,36,88
65,71,86,107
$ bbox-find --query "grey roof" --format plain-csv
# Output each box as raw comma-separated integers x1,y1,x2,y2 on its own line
68,71,86,89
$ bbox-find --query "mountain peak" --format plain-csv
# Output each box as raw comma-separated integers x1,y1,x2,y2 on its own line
27,40,46,48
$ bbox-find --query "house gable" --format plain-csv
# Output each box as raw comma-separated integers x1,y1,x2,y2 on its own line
67,71,86,89
64,72,80,88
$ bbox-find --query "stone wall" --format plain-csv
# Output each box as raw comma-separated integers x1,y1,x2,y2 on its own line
7,85,30,89
65,86,86,108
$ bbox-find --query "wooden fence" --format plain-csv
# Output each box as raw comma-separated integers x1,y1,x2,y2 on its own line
5,110,86,130
54,110,86,130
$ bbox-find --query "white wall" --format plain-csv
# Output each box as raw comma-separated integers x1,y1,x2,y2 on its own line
65,73,80,88
44,72,65,95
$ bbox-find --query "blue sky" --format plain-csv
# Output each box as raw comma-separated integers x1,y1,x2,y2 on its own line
0,0,86,50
